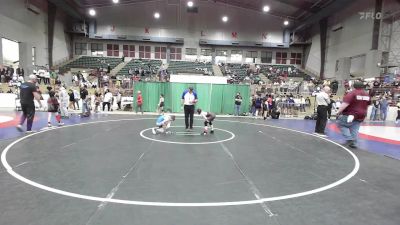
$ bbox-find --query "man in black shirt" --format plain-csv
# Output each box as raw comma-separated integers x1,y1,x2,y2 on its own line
17,75,42,133
80,85,89,116
234,92,242,116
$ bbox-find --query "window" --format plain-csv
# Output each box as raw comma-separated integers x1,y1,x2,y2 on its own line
170,47,182,60
200,49,212,62
123,45,135,57
186,48,197,55
216,50,227,56
290,53,302,65
2,38,19,65
32,47,36,65
261,51,272,63
155,46,167,59
215,50,227,63
231,50,243,63
201,49,212,56
246,51,258,58
245,51,258,63
232,50,242,55
139,46,151,58
276,52,287,64
107,44,119,57
91,43,103,56
75,42,87,55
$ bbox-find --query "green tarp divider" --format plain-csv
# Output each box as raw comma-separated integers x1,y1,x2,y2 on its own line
133,82,250,114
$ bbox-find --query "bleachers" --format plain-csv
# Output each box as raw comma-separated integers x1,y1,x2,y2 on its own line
167,61,213,75
258,65,305,78
225,64,248,77
61,56,123,72
116,59,162,76
220,63,259,84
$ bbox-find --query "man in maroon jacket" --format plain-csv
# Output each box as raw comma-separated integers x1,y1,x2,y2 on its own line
336,81,371,148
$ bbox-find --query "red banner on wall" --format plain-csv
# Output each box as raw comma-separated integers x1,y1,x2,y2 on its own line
231,32,238,38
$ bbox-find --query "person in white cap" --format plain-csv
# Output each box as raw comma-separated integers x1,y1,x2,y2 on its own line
16,75,42,133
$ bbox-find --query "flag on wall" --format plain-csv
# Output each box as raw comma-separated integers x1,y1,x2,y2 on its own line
145,27,149,34
110,25,115,32
231,32,238,39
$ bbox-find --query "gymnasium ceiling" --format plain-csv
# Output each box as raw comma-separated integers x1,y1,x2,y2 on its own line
69,0,336,21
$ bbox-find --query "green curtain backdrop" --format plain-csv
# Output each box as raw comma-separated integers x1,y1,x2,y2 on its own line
133,82,250,114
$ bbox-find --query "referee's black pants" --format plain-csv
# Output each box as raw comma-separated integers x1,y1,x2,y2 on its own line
315,105,328,134
184,105,195,129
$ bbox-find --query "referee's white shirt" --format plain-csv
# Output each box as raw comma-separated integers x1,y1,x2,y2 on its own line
182,90,197,105
314,92,330,106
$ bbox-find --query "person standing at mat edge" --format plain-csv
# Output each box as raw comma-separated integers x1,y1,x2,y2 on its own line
136,90,143,114
182,87,198,131
80,85,89,117
234,92,242,116
313,86,331,136
336,81,371,148
396,100,400,124
16,74,43,133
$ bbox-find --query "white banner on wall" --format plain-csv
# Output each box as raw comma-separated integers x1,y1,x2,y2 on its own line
170,75,227,84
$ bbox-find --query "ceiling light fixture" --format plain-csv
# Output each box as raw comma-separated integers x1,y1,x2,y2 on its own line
187,1,194,7
263,5,270,12
89,9,96,16
154,12,160,19
222,16,228,22
112,0,119,3
284,20,289,26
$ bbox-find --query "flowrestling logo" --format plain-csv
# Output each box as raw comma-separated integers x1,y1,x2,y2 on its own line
359,12,382,20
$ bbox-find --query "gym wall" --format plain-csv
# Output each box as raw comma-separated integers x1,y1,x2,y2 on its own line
0,0,70,73
304,0,378,79
94,1,285,45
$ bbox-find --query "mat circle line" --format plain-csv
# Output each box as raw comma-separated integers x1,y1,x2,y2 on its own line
140,126,235,145
1,118,360,207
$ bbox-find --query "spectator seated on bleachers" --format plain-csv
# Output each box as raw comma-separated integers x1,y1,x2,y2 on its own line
222,63,263,84
168,60,213,75
258,65,305,80
117,59,162,78
61,56,123,72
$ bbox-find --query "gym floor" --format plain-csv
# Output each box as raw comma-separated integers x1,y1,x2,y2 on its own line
0,112,399,225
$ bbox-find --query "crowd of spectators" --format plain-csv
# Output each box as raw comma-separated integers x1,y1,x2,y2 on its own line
248,93,311,119
260,79,302,95
220,63,262,84
258,65,303,79
1,65,25,85
366,77,400,102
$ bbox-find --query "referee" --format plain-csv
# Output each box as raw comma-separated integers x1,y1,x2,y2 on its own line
313,86,331,136
181,87,198,131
